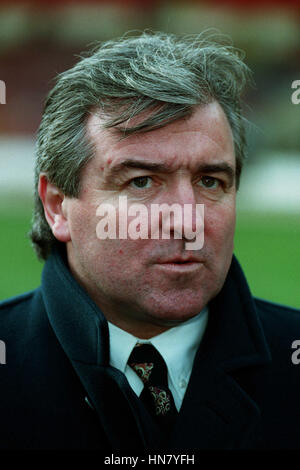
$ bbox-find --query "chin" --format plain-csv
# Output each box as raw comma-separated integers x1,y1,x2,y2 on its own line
144,301,207,326
141,281,223,325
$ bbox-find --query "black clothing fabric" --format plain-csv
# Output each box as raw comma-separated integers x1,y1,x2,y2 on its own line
1,244,300,450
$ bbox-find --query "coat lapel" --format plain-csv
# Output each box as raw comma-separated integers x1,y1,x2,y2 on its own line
168,363,261,449
41,244,162,450
42,246,271,450
70,360,163,450
168,256,272,449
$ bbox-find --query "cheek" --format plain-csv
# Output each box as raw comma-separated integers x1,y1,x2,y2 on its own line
68,200,99,248
204,202,236,253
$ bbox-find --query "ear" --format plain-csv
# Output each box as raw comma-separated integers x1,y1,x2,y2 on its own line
38,173,71,243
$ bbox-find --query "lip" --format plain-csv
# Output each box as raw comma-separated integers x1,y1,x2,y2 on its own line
157,256,202,264
155,259,203,273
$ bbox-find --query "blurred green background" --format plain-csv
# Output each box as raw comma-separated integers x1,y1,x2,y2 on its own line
0,0,299,307
0,199,299,308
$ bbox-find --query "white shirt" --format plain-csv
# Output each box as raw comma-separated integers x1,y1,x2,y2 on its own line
108,307,208,411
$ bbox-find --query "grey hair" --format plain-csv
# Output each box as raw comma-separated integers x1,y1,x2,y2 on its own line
30,30,252,260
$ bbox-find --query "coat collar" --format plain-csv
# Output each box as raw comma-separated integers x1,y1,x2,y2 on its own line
167,256,272,449
41,243,271,449
196,255,271,372
41,243,108,366
41,243,163,450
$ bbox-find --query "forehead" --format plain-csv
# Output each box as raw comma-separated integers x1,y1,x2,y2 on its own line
86,101,235,172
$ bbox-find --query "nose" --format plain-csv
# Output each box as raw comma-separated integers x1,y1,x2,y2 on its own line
153,178,203,243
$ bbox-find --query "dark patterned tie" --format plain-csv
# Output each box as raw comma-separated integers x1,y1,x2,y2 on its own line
128,343,178,435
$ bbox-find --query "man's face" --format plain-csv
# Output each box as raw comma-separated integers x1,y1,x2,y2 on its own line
63,101,237,337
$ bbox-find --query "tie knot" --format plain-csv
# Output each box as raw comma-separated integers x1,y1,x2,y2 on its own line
128,343,168,386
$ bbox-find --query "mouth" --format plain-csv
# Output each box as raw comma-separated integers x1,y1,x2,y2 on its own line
155,258,203,273
157,256,202,264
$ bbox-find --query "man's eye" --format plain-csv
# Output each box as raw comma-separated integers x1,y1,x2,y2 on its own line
129,176,153,189
198,176,220,189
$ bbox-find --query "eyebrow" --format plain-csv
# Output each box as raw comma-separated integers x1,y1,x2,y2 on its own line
106,158,235,186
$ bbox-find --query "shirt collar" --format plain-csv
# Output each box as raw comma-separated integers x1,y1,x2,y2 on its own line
108,307,209,381
108,322,139,373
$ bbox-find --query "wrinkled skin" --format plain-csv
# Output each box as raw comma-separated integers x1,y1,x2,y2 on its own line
40,101,237,338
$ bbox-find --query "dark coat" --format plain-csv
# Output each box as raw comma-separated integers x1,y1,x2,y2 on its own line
1,245,300,450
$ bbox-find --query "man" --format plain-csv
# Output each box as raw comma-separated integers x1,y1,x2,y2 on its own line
0,31,299,451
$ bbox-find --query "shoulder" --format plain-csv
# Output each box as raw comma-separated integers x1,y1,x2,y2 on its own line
0,287,64,387
254,297,300,352
0,289,44,341
0,289,40,318
254,297,300,327
0,290,37,310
